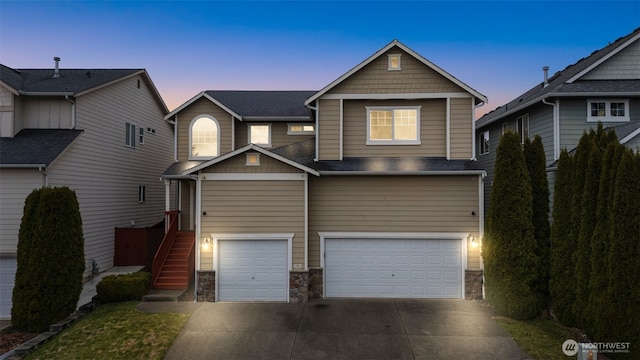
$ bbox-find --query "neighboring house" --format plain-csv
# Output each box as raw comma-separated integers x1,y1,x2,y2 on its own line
0,60,174,319
158,40,488,303
476,28,640,215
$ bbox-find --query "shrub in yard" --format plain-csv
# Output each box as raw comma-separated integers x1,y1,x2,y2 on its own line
12,187,85,332
96,271,151,303
549,149,576,326
484,131,539,319
523,135,550,310
605,149,640,358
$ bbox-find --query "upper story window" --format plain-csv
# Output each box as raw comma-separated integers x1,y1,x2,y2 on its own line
478,130,490,155
138,127,145,145
587,99,630,122
125,122,136,148
366,106,421,145
249,124,271,147
190,115,219,159
517,114,529,144
287,123,315,135
502,122,508,134
388,54,402,71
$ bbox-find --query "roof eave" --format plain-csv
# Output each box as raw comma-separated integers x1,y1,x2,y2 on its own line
242,116,311,122
318,170,486,176
164,91,243,121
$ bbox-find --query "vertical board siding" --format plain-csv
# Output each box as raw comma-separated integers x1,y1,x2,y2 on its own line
45,74,173,276
0,170,43,253
449,97,473,159
200,180,306,270
329,47,464,94
22,97,72,129
308,175,482,269
318,98,341,160
176,98,234,161
342,99,446,157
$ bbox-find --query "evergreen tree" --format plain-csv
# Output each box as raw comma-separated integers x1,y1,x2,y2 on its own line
11,187,85,332
484,131,539,319
606,149,640,359
523,135,550,310
549,149,577,325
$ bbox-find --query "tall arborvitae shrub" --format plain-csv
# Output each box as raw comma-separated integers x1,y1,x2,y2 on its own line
11,187,85,332
484,131,539,319
588,140,623,341
573,139,601,329
605,150,640,359
523,135,550,310
549,149,576,325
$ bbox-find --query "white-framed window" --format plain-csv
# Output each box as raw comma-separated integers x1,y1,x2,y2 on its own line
478,130,489,155
587,99,630,122
125,122,136,148
388,54,402,71
502,122,508,134
366,106,421,145
138,185,146,203
517,114,529,144
190,115,219,159
246,152,260,166
138,127,145,145
248,124,271,147
287,123,315,135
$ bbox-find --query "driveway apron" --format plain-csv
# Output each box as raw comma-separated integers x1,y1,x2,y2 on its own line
146,299,530,360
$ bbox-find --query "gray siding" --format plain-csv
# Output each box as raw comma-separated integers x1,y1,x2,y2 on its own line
45,74,173,276
582,39,640,80
0,169,44,253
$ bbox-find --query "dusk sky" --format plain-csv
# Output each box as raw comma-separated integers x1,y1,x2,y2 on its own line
1,1,639,118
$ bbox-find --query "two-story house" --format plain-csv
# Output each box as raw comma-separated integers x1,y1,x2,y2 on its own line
0,60,174,319
157,40,488,303
476,28,640,214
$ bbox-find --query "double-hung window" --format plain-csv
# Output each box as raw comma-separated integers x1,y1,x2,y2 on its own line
478,130,490,155
366,106,420,145
125,123,136,148
517,114,529,144
587,99,630,122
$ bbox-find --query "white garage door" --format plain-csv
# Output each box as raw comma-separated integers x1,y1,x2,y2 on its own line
218,240,288,302
0,257,17,319
325,238,463,299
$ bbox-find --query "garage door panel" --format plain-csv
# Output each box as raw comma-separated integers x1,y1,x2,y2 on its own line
218,240,287,302
325,238,462,299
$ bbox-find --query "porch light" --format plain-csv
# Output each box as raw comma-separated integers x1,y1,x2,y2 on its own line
468,235,478,248
202,237,210,250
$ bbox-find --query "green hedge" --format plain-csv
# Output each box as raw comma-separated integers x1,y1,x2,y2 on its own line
96,271,151,303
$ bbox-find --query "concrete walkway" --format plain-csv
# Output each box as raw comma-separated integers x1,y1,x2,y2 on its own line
137,299,531,360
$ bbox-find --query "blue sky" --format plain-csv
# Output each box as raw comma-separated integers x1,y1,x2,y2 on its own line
1,1,639,117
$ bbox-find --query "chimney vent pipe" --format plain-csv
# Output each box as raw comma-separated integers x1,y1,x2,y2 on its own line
542,66,549,87
53,57,61,78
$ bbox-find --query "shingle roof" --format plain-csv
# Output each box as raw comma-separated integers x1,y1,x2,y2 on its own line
0,64,142,94
477,27,640,128
204,90,316,119
0,129,83,167
312,157,483,174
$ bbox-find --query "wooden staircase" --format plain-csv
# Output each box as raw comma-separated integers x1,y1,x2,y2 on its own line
153,231,194,289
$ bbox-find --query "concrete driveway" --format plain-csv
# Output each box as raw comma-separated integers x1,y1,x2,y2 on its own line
137,299,530,360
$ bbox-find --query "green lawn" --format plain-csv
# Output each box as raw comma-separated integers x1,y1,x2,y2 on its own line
26,302,190,360
496,317,578,360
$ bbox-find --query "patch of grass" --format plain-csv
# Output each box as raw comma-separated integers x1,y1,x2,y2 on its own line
495,317,576,360
25,302,190,360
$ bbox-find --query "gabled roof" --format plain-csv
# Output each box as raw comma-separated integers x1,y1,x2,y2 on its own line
304,39,487,106
612,121,640,144
0,129,83,168
477,27,640,128
165,90,316,121
0,64,168,113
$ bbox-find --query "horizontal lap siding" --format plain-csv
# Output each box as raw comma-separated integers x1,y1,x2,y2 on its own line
200,180,305,270
343,99,446,157
45,74,173,276
236,122,312,149
308,176,482,269
318,99,341,160
449,98,473,159
176,98,234,161
0,170,43,253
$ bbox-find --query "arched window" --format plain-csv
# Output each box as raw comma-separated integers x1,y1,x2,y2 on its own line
190,115,219,159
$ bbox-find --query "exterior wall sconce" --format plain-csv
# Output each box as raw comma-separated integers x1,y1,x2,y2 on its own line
468,235,478,248
202,237,211,250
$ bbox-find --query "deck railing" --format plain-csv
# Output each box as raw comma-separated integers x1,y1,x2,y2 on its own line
152,210,179,286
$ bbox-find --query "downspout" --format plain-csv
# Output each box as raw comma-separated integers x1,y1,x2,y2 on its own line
65,95,76,129
167,115,178,162
38,166,48,187
194,173,202,302
306,104,318,161
542,98,559,161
